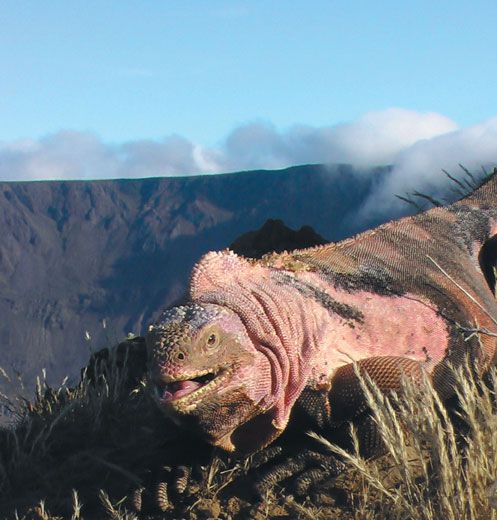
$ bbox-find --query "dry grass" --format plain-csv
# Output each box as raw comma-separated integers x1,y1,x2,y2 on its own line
309,363,497,519
0,340,177,519
1,340,497,519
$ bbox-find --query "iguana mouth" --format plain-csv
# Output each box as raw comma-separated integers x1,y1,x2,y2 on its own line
154,368,229,408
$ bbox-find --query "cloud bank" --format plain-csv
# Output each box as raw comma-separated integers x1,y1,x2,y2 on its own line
1,108,496,216
358,116,497,217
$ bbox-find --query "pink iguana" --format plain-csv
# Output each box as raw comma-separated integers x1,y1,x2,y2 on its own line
147,170,497,493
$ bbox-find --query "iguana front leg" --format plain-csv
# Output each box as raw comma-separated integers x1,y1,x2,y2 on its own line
253,355,426,496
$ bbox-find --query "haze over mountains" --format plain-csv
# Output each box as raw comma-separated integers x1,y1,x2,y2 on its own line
0,163,425,400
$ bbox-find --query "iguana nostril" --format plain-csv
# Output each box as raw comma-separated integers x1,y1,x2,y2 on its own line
177,352,185,361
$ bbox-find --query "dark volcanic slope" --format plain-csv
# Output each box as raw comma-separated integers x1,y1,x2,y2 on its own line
0,164,394,395
230,218,328,258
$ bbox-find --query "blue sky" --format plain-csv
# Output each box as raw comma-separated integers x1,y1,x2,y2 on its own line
0,0,496,192
1,1,496,143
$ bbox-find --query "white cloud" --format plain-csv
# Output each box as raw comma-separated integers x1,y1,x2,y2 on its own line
278,109,458,169
0,109,495,214
0,132,119,181
212,109,458,172
119,135,201,178
0,108,459,181
359,117,497,218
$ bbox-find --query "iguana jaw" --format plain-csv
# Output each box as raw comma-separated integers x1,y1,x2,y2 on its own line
147,302,277,452
153,366,234,412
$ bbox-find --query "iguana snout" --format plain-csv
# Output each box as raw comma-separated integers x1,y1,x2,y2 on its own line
146,302,269,450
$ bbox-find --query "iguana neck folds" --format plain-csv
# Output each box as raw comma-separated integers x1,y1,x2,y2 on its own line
189,252,450,433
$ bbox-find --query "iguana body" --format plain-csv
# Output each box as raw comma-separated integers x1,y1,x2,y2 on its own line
147,171,497,470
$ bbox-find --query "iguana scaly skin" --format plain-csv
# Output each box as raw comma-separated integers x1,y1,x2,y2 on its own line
147,171,497,469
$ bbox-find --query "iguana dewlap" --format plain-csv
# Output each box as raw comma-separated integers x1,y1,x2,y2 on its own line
147,171,497,455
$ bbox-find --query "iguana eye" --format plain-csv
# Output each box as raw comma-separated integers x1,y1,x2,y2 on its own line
206,333,217,347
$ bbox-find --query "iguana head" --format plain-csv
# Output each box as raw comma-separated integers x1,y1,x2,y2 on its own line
147,303,275,453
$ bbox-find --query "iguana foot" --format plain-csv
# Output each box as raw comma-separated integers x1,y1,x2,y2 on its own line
128,464,199,513
253,447,345,496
